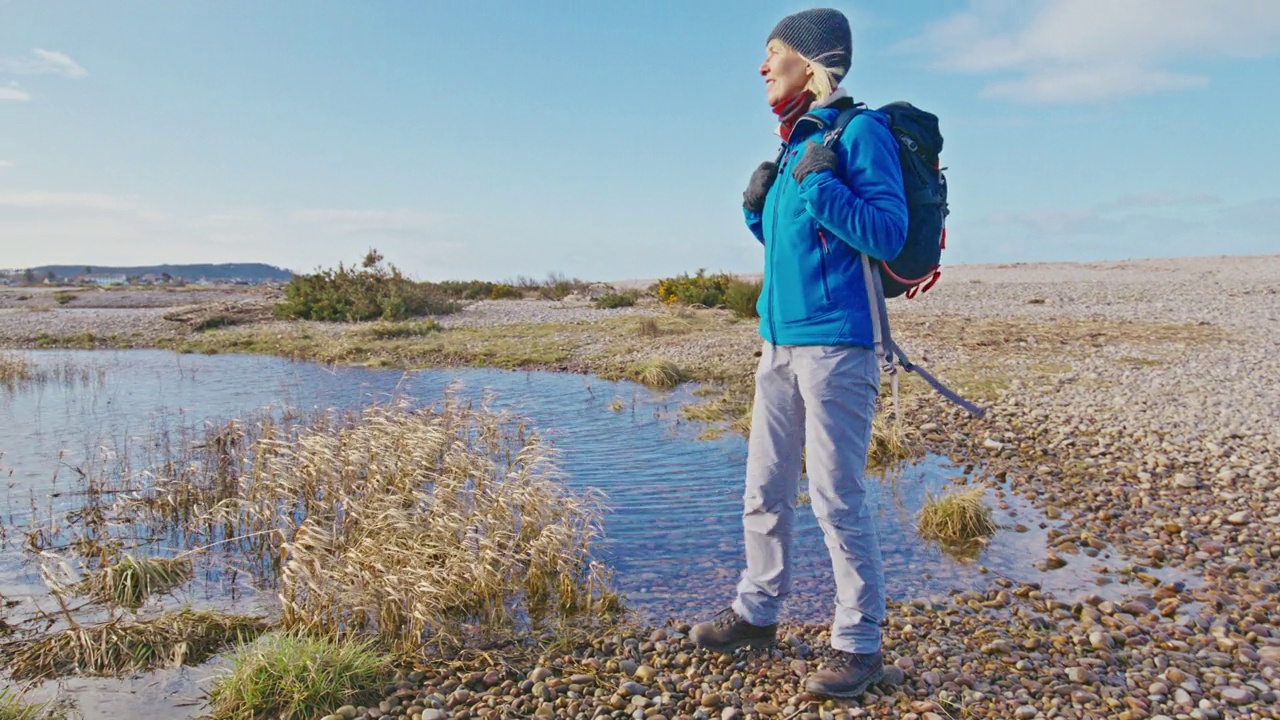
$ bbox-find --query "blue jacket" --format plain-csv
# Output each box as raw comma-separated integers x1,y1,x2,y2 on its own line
746,103,908,348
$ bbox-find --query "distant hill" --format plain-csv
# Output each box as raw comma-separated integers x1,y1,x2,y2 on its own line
25,263,295,282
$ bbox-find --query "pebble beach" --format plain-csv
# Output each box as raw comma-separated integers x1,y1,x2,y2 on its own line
2,254,1279,720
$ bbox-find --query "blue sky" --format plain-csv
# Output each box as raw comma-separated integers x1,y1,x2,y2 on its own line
2,0,1278,281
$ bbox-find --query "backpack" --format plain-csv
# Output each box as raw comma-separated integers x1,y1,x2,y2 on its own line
820,100,985,419
821,100,947,299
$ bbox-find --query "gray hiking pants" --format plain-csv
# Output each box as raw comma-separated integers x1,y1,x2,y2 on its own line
732,342,885,654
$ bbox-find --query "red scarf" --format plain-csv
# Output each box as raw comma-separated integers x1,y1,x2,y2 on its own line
771,90,816,142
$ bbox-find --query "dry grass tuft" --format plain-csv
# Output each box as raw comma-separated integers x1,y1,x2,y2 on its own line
206,632,391,720
72,555,193,610
5,609,266,681
867,412,917,470
632,358,683,388
0,352,34,386
917,487,998,559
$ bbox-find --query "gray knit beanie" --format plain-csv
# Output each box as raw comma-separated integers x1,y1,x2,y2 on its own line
767,8,851,83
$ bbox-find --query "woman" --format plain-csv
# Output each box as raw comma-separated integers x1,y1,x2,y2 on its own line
689,8,909,700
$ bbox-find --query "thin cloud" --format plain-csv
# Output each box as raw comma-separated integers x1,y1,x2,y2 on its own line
0,192,139,212
1099,192,1223,212
0,86,31,102
0,49,88,78
905,0,1280,103
0,161,13,168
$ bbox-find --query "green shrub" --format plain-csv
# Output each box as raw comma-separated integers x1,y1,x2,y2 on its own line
654,269,733,308
206,632,391,720
596,290,639,309
509,273,589,300
274,249,459,322
53,291,79,306
724,279,762,319
488,283,522,299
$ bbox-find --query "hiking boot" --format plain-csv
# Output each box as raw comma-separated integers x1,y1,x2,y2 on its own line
689,608,777,653
804,651,884,699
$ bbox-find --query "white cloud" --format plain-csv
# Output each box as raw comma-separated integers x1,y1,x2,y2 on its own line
0,48,88,79
0,86,31,102
0,161,13,168
907,0,1280,103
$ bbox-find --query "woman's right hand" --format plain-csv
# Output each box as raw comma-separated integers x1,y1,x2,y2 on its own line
743,161,779,212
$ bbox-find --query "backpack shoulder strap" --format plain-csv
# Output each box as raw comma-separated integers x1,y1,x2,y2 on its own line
823,103,866,148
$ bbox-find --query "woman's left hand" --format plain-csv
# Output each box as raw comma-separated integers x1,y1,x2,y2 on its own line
791,141,838,183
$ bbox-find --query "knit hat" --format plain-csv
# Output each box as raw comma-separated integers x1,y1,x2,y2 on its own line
767,8,851,83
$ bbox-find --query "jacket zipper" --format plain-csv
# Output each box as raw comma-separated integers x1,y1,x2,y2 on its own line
818,230,832,303
766,113,828,342
767,147,788,344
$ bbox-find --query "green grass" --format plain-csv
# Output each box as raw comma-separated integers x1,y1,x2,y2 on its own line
0,688,62,720
359,319,441,340
206,632,392,720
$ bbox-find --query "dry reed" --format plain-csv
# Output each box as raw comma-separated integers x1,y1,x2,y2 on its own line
0,352,34,386
264,401,615,651
4,609,266,681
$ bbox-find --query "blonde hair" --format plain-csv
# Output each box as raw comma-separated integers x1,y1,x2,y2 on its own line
767,38,846,101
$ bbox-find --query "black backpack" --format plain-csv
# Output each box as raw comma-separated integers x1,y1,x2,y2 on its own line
821,100,983,419
822,101,948,299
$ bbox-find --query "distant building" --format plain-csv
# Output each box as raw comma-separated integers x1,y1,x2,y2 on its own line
78,274,128,286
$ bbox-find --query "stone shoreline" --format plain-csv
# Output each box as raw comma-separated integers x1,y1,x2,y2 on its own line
3,254,1279,719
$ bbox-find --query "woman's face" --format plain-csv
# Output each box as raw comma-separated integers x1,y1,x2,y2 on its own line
760,42,810,106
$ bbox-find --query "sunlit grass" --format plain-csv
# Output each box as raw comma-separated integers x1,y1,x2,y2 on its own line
631,358,683,388
0,688,62,720
206,632,391,720
917,487,997,560
72,555,193,610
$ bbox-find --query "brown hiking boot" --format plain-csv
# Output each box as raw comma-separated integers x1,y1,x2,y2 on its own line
689,608,777,652
804,651,884,699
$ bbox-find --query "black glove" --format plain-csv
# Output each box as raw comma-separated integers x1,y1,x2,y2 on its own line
791,141,838,183
743,161,778,213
